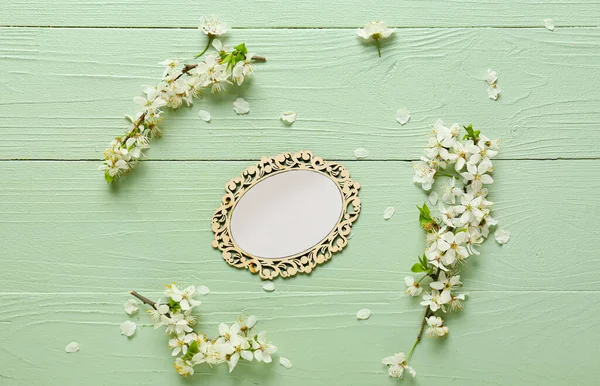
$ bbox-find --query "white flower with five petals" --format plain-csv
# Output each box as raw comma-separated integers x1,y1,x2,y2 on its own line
382,352,416,379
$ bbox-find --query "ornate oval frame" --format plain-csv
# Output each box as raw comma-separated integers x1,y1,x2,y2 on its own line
211,150,361,279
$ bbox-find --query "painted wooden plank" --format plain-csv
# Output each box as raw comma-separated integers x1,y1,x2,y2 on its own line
1,27,599,161
1,160,597,294
1,0,599,28
0,290,595,385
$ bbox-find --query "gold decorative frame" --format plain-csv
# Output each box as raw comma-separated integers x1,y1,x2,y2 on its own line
211,150,361,279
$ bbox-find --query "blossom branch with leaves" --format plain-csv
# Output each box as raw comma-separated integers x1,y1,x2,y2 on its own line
383,120,500,379
130,284,282,377
100,16,266,182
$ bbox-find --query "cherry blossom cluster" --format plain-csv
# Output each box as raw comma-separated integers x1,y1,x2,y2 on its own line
100,17,261,182
383,120,500,379
135,284,279,377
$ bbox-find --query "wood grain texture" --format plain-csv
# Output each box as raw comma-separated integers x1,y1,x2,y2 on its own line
1,27,600,161
2,0,600,384
1,0,599,28
0,160,598,385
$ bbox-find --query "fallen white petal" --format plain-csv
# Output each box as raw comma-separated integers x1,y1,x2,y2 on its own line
495,229,511,245
486,69,498,85
544,18,555,31
383,206,396,220
197,285,210,295
354,147,369,159
487,86,501,101
233,98,250,114
65,342,79,353
279,357,293,369
120,320,137,337
356,308,371,320
429,191,439,205
396,108,410,125
262,281,275,292
198,109,211,122
280,111,297,124
124,299,139,315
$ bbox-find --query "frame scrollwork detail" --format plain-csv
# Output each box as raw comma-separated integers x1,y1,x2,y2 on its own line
211,150,361,279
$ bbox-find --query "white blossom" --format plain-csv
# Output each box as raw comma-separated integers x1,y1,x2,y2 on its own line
402,122,500,378
430,271,461,303
425,316,448,337
158,59,181,78
357,21,395,40
174,357,195,377
382,352,416,379
413,157,436,191
404,276,423,297
131,285,282,377
420,290,444,312
199,16,229,36
133,88,166,113
252,331,277,363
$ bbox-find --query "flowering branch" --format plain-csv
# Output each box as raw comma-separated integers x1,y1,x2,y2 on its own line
129,290,155,307
130,284,283,377
100,16,266,183
383,121,501,379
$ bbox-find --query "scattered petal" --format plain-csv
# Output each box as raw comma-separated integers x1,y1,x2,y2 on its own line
262,281,275,292
396,108,410,125
383,206,396,220
356,308,372,320
428,191,439,205
486,69,498,85
197,285,210,295
65,342,79,353
198,109,211,122
279,357,293,369
124,299,139,315
233,98,250,114
354,147,369,159
280,111,297,124
120,320,137,337
487,85,501,101
544,18,555,31
495,229,510,245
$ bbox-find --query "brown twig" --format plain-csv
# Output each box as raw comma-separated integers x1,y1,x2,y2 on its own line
129,290,156,308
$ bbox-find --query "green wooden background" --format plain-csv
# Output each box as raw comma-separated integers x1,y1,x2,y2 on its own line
1,1,599,385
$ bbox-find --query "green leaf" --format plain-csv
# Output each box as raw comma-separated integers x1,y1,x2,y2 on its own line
411,263,425,273
462,124,481,141
234,43,247,54
187,340,199,355
104,173,113,183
